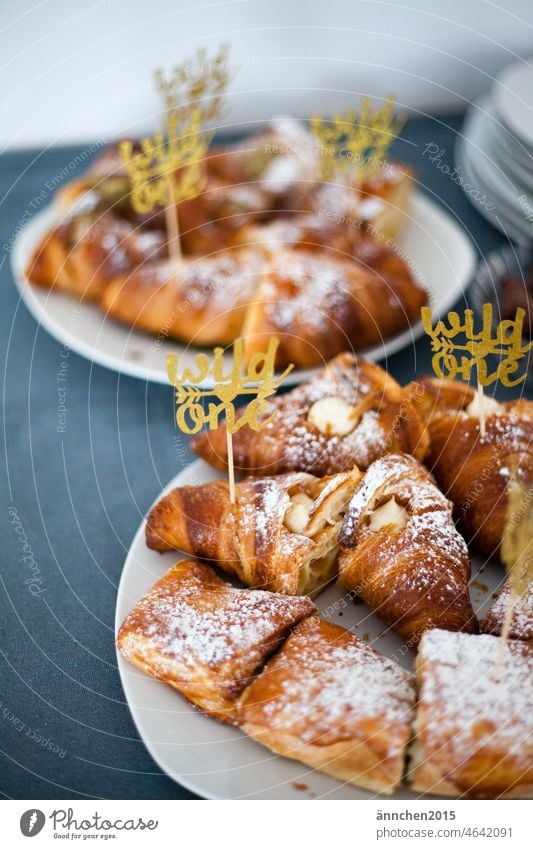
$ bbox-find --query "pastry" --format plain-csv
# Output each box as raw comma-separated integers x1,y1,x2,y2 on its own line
116,559,315,723
241,249,427,369
27,122,422,357
145,468,362,595
238,616,415,793
191,353,429,476
406,376,533,556
100,247,266,345
338,454,478,647
408,629,533,798
481,579,533,641
27,205,166,300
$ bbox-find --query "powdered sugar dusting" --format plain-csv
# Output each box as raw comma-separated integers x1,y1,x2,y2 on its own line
418,629,533,764
245,618,414,747
482,581,533,641
121,563,315,669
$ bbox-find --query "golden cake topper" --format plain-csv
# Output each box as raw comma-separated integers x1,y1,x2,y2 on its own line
119,109,211,215
167,337,293,435
421,304,533,388
310,95,404,181
154,43,233,125
167,337,293,503
119,108,212,261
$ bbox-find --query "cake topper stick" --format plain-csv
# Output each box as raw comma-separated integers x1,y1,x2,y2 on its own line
166,337,294,503
120,109,211,261
421,304,533,436
492,465,533,681
309,95,404,183
119,109,211,263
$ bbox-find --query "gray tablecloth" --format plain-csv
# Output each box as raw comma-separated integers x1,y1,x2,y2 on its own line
0,115,507,799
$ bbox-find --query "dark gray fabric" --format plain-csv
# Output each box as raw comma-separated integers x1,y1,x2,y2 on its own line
0,116,507,799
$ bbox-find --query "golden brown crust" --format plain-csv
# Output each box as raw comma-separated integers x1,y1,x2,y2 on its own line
406,376,533,556
26,129,422,356
238,617,415,793
145,468,362,596
116,559,316,723
408,629,533,798
191,353,429,476
338,454,478,647
100,247,265,345
27,207,165,300
242,249,427,370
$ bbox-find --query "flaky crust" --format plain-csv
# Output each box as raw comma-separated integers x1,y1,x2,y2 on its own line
100,247,266,345
238,617,415,793
406,376,533,556
116,560,316,723
27,207,165,300
242,249,427,370
338,454,478,647
191,353,429,476
145,468,362,595
408,629,533,798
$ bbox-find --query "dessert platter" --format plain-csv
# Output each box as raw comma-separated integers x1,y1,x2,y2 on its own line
14,119,475,384
115,353,533,799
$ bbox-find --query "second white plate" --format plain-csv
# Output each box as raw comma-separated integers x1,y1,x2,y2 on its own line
115,460,503,800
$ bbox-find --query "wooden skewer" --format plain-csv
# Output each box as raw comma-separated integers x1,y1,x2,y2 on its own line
491,592,516,682
477,377,486,438
165,176,181,263
226,426,236,504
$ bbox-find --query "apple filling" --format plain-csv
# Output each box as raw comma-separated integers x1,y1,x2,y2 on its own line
307,397,359,436
368,497,409,533
466,394,503,420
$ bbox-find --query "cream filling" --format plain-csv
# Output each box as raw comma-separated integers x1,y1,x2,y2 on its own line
283,493,315,534
307,397,359,436
368,497,409,533
466,394,503,420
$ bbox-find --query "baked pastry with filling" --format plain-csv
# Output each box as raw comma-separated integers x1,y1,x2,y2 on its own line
191,353,429,476
408,628,533,798
238,616,415,793
406,376,533,556
145,468,361,595
338,454,478,647
116,559,316,723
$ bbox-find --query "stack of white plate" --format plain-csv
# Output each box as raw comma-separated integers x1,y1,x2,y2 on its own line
456,58,533,243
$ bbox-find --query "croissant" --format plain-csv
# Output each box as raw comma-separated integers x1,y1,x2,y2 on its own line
481,579,533,641
238,616,415,794
338,454,478,647
241,248,427,370
116,559,316,723
100,247,266,346
146,468,362,595
27,207,166,300
406,376,533,556
409,629,533,798
191,352,429,476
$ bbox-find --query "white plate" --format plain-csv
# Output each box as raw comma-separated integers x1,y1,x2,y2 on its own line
12,194,476,386
461,98,533,220
115,459,503,800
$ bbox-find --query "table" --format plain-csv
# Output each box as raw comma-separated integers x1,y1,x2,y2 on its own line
0,114,508,799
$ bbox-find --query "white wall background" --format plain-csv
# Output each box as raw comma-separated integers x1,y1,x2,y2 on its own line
2,0,533,149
